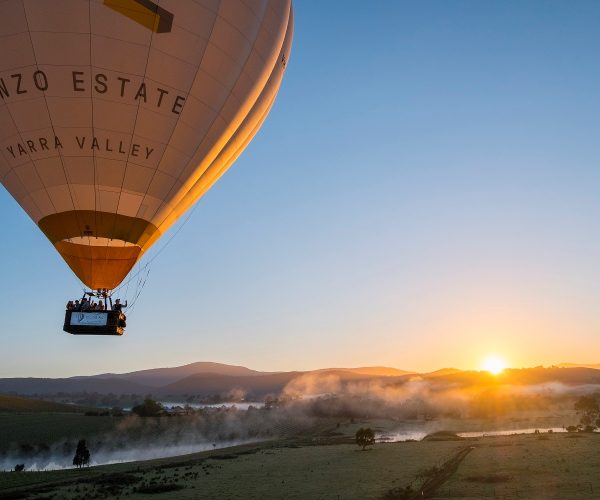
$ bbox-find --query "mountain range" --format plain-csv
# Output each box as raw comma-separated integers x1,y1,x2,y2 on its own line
0,362,598,399
0,362,420,397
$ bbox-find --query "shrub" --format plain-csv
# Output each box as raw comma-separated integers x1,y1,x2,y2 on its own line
355,427,375,450
132,399,164,417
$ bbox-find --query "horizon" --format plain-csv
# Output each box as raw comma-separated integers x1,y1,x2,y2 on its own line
2,358,600,380
3,1,600,377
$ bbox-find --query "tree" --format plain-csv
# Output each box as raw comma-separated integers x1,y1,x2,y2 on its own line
131,398,164,417
574,395,600,430
110,407,124,417
72,440,90,468
575,395,599,414
355,427,375,450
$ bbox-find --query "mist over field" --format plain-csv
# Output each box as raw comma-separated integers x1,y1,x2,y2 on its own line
281,369,600,418
2,365,598,470
0,405,315,471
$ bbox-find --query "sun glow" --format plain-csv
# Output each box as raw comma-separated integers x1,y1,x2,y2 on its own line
481,355,507,375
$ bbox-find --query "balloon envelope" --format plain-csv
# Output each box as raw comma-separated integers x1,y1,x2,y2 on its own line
0,0,293,289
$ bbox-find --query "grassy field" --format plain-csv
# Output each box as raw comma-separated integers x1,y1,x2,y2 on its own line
0,395,124,472
0,439,463,499
0,409,576,456
0,395,91,413
0,413,121,453
0,407,337,474
1,431,599,499
439,432,600,499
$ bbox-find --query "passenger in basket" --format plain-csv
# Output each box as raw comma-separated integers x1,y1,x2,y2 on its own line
113,299,127,312
114,299,128,328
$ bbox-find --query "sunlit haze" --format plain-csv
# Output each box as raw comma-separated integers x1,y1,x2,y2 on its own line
2,1,600,377
481,356,507,376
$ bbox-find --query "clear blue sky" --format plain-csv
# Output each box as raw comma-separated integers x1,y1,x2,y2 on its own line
2,0,600,377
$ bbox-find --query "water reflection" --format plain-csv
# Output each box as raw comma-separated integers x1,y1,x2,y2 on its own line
377,426,578,442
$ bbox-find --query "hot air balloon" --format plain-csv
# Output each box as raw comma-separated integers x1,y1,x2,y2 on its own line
0,0,293,335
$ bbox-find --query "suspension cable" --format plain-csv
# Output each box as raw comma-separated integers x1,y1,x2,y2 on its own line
111,200,201,296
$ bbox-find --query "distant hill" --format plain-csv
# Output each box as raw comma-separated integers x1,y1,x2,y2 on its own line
0,394,89,413
500,367,600,385
556,363,600,370
158,369,401,398
424,366,600,388
84,361,268,387
316,367,413,377
423,368,462,378
0,363,412,398
0,377,152,396
158,372,302,398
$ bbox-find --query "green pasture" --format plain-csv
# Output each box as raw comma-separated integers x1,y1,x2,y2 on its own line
0,440,463,499
0,413,120,452
439,432,600,499
0,395,91,413
2,431,600,499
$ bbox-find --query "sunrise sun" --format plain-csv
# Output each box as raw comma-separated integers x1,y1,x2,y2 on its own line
481,355,507,375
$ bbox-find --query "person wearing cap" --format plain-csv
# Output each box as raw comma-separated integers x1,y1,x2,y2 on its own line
113,299,127,312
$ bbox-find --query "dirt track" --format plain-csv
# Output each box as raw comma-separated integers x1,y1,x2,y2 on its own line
411,445,476,499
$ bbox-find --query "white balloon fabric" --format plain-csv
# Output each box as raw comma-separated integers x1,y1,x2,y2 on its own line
0,0,293,289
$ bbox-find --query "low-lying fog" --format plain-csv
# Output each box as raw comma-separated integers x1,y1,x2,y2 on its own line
1,405,314,471
2,373,597,471
150,401,265,411
377,425,572,443
1,439,257,471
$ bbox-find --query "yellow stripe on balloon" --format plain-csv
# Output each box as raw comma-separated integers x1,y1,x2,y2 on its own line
103,0,174,33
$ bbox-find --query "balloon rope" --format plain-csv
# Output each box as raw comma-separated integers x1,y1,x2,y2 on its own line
126,266,150,317
112,200,201,295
